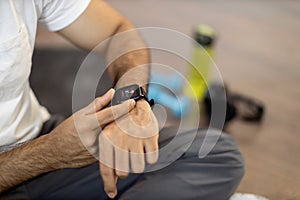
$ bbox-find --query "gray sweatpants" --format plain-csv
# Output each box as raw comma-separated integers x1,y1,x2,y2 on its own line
0,126,244,200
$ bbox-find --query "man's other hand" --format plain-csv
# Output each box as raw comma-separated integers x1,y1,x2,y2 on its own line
49,89,136,169
99,100,159,199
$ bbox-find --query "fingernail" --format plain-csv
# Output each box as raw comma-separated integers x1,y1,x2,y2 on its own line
109,88,115,96
129,99,136,106
108,192,116,199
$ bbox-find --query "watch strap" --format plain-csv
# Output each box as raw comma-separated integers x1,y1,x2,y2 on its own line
137,86,155,107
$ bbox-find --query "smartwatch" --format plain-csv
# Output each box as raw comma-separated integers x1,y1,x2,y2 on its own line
112,84,154,106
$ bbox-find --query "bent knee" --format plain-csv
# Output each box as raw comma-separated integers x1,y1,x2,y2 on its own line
186,129,245,182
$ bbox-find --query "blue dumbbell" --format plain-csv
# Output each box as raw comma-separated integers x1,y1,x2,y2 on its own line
149,84,190,118
150,73,184,93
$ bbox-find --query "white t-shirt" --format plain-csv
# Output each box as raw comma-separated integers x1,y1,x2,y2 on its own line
0,0,91,148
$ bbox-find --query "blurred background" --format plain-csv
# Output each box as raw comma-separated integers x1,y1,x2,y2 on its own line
32,0,300,199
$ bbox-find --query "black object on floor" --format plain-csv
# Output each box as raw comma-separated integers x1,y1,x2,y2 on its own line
204,83,265,129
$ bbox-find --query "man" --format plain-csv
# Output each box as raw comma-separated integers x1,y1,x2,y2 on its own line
0,0,244,199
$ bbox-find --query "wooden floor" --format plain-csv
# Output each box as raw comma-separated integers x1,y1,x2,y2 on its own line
35,1,300,199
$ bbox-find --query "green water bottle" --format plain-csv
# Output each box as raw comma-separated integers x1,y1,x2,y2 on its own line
185,24,216,101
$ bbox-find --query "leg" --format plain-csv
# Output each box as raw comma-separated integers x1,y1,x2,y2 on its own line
0,115,142,200
0,163,141,200
0,127,244,200
119,127,245,200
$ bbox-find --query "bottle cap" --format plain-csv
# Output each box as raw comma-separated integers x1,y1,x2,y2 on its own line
194,24,216,46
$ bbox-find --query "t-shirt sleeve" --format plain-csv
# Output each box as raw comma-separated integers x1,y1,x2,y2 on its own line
38,0,91,32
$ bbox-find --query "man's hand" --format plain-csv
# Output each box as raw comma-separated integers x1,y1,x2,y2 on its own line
99,100,159,198
0,89,137,192
49,89,136,169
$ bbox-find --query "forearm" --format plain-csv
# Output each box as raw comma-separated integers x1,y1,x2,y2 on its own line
111,49,150,91
107,20,150,91
57,0,151,90
0,134,56,192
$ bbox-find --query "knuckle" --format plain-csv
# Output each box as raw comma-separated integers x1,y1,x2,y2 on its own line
97,117,106,127
116,171,129,178
101,168,113,177
103,109,116,121
95,98,105,108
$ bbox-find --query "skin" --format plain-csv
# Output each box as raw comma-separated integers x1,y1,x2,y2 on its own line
0,0,159,199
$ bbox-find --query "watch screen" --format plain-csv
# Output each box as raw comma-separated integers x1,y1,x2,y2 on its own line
112,84,140,105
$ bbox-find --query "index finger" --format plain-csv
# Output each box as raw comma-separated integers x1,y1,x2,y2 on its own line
100,163,117,199
97,99,136,127
99,133,118,198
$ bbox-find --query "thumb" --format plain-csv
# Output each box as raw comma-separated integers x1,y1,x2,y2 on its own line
85,88,115,115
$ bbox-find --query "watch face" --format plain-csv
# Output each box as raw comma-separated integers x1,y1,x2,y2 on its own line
112,84,140,105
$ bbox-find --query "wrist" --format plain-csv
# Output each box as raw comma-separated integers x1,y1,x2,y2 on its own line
136,98,151,108
133,99,153,122
112,84,153,106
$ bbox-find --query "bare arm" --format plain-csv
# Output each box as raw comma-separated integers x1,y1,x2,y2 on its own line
57,0,150,89
0,90,136,193
0,134,56,192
